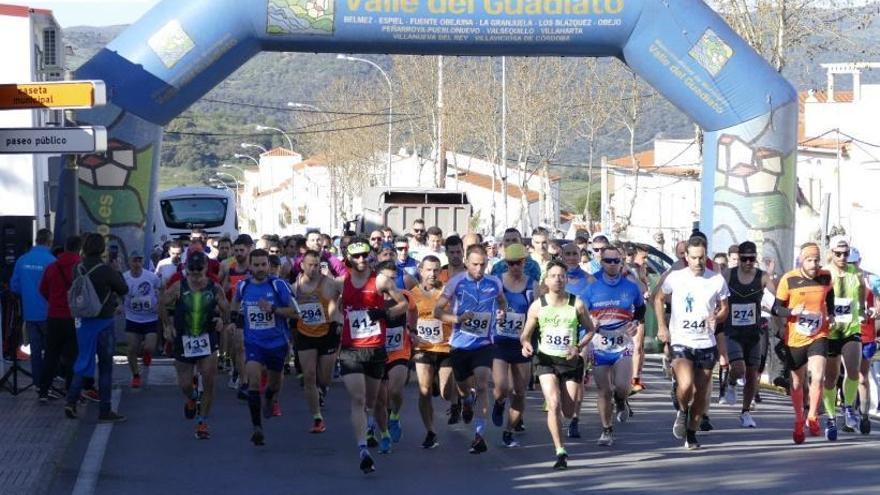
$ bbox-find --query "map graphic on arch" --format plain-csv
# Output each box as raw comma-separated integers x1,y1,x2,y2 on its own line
267,0,335,35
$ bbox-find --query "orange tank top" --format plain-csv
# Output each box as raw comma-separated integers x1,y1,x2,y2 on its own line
295,276,332,338
410,284,452,354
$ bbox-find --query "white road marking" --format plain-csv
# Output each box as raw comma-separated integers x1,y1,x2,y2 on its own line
71,388,122,495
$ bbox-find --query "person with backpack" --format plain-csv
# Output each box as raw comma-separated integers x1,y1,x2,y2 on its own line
64,233,128,422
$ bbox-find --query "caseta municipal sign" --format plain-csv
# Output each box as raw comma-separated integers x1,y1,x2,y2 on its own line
0,127,108,154
0,80,107,110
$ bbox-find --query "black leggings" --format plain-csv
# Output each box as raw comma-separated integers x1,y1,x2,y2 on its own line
39,318,94,395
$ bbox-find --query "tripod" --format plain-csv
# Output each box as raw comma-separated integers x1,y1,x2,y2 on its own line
0,293,32,395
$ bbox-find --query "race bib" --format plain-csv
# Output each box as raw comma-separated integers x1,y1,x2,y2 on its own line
385,326,405,352
299,302,326,326
731,303,757,327
834,298,853,318
247,305,275,330
541,326,574,355
680,318,711,335
182,334,211,358
129,296,153,313
496,312,525,338
795,313,822,336
416,318,444,344
461,312,492,337
592,330,629,353
348,309,381,339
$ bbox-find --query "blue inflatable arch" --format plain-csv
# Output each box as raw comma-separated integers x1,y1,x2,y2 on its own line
66,0,798,267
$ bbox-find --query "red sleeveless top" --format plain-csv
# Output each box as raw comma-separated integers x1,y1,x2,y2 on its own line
341,273,386,348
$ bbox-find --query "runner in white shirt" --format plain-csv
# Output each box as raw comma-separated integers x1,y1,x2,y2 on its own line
155,241,184,288
655,236,730,450
123,251,161,388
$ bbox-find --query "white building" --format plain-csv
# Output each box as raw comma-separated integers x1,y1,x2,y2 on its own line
0,3,65,228
238,147,303,236
601,138,702,252
278,149,562,237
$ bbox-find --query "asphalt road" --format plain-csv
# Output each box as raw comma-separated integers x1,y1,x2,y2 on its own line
48,359,880,495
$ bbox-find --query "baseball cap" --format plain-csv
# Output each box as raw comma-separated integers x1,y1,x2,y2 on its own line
504,243,528,261
186,251,208,271
847,247,861,263
829,235,850,249
347,241,371,256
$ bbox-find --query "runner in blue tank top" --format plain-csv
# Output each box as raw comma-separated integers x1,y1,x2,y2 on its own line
232,248,299,447
490,243,534,447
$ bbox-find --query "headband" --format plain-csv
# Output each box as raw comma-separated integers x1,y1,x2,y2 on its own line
347,242,371,256
799,245,820,259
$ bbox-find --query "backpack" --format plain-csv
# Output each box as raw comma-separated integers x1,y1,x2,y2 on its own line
68,263,111,318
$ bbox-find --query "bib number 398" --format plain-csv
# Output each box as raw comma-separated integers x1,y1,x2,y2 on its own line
462,312,492,337
182,334,211,358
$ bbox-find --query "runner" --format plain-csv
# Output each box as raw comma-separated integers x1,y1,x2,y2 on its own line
220,234,253,398
158,252,230,439
824,236,866,435
292,250,342,434
771,242,834,443
434,244,507,455
561,241,592,438
231,248,299,446
338,238,407,473
491,243,534,448
654,236,729,450
721,241,775,428
850,248,877,434
122,251,161,388
439,235,466,283
490,228,542,282
411,255,458,448
582,245,645,446
521,261,596,470
373,261,414,453
629,243,651,393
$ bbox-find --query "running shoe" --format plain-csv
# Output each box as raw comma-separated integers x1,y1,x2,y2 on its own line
685,431,700,450
184,399,197,419
825,418,838,441
616,399,630,423
227,374,239,390
359,451,375,474
700,415,714,432
722,385,736,406
553,452,568,471
469,434,488,454
389,417,402,443
448,402,462,425
142,351,152,367
379,435,392,454
81,389,99,403
195,422,210,440
844,406,859,432
64,404,77,419
597,427,614,447
502,430,519,448
98,411,127,423
673,410,687,440
47,389,65,400
807,417,821,436
630,378,646,395
272,401,282,417
567,417,581,438
366,428,379,448
492,399,505,427
514,420,526,433
131,375,142,389
310,418,326,433
793,421,805,444
859,415,871,435
421,431,439,449
251,427,265,446
740,412,757,428
38,393,49,404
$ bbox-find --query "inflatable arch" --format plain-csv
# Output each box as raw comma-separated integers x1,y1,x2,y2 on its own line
62,0,798,268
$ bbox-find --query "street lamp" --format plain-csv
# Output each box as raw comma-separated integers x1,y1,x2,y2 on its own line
233,153,259,167
221,163,246,176
336,54,393,188
241,142,267,154
255,125,294,152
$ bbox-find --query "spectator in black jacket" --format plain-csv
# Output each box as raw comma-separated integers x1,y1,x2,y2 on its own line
64,233,128,422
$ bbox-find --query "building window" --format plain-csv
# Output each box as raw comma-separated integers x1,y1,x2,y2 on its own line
43,28,58,67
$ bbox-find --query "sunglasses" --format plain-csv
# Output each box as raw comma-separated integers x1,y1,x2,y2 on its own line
413,229,425,233
350,252,370,259
507,259,525,266
832,250,850,258
739,255,757,262
601,258,622,264
395,246,408,251
370,237,382,241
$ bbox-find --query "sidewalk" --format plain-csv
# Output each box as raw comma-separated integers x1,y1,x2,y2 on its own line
0,379,79,495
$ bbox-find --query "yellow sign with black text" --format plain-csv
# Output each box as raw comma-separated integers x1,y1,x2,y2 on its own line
0,80,107,110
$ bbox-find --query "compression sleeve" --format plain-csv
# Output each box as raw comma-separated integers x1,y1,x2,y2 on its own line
634,304,647,323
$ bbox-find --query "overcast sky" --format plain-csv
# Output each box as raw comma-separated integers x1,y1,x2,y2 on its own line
20,0,161,27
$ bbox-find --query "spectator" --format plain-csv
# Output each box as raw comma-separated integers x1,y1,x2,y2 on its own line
410,219,428,250
727,244,740,269
381,226,394,243
394,236,418,280
64,233,128,422
10,227,55,387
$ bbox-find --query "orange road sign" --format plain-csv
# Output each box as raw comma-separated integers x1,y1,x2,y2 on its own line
0,80,107,110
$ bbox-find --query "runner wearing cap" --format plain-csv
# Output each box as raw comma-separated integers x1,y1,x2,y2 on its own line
849,247,877,434
123,251,161,388
339,238,408,473
378,242,416,290
491,243,534,448
824,236,867,435
158,251,230,439
491,228,541,282
772,242,834,443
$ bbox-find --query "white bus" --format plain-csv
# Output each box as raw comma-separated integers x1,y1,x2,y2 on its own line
151,186,238,243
